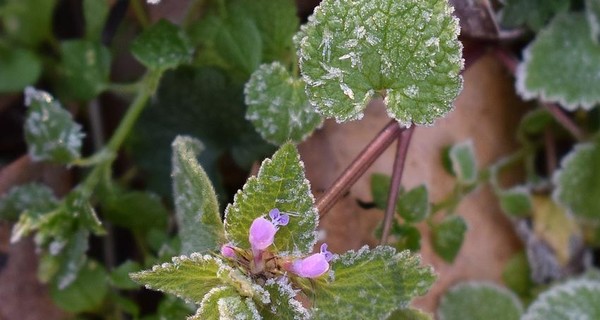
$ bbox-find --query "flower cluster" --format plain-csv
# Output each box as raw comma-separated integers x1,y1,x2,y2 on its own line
220,208,333,279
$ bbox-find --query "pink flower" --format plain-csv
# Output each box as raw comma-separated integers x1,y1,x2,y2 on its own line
220,244,236,258
249,217,277,251
290,243,333,278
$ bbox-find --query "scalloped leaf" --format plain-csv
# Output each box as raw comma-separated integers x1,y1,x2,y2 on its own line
449,141,477,185
500,0,570,31
245,62,323,145
130,253,226,304
522,280,600,319
586,0,600,43
0,183,57,221
437,282,523,320
190,286,238,319
224,142,318,255
516,13,600,110
60,40,111,100
24,87,84,164
131,20,192,71
431,215,467,263
297,0,463,124
261,279,310,319
553,141,600,222
172,136,225,254
312,246,435,319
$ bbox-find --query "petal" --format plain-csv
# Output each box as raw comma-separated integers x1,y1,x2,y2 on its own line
220,244,236,258
291,253,330,278
249,217,277,250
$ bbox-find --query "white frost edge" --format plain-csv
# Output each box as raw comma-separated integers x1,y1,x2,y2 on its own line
522,279,600,320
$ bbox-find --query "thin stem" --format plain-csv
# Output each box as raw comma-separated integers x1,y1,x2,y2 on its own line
494,48,586,141
131,0,150,29
317,120,405,218
544,129,557,176
380,125,415,245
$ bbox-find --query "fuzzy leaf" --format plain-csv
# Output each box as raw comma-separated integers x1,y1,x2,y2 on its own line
0,183,57,221
397,185,430,223
131,20,192,71
313,246,435,319
449,141,477,185
553,141,600,222
224,143,318,255
172,136,225,254
516,13,600,110
437,282,523,320
24,87,84,164
431,215,467,263
297,0,463,124
190,286,238,319
50,260,108,313
83,0,109,41
588,0,600,43
498,187,533,217
60,40,111,100
522,280,600,320
0,46,41,93
371,173,392,209
1,0,57,47
500,0,569,31
261,279,310,319
245,62,323,145
130,253,226,304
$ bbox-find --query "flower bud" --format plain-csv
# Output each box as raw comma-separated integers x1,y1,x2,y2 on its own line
220,244,236,258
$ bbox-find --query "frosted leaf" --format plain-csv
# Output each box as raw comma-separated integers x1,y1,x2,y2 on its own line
191,286,238,319
224,143,318,255
24,87,84,164
516,13,600,110
0,183,57,221
587,0,600,43
131,20,192,71
499,0,570,31
312,246,435,319
449,140,477,185
437,282,523,320
522,279,600,319
245,62,323,145
147,0,160,3
60,40,111,100
261,278,310,319
130,253,225,304
498,186,533,217
218,296,261,320
297,0,463,124
387,308,432,320
553,141,600,222
171,136,224,254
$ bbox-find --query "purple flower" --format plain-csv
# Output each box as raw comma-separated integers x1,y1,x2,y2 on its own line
290,243,333,278
249,217,277,251
269,208,289,227
220,244,236,258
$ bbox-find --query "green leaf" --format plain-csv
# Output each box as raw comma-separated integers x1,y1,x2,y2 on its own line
103,191,168,231
388,308,432,320
1,0,57,47
83,0,109,41
110,260,142,290
131,66,273,198
500,0,570,31
201,293,261,320
172,136,225,254
224,143,318,255
502,251,533,298
50,260,108,313
131,19,192,71
431,215,467,263
190,286,239,319
313,246,435,319
498,187,533,217
449,141,477,185
516,13,600,110
517,108,553,137
397,185,430,223
0,46,41,93
0,183,57,221
261,279,310,319
245,62,323,145
52,227,91,289
130,253,226,304
587,0,600,43
437,282,523,320
60,40,111,100
297,0,463,124
523,280,600,320
371,173,391,209
553,141,600,222
391,223,421,252
24,87,84,164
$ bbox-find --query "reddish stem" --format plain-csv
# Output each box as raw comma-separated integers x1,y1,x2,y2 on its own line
380,125,415,244
316,120,404,218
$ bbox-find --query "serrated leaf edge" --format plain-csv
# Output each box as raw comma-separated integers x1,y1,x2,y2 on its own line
522,279,600,320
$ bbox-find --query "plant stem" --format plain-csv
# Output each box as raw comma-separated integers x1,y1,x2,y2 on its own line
380,125,415,245
494,48,586,141
131,0,150,29
317,120,405,218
